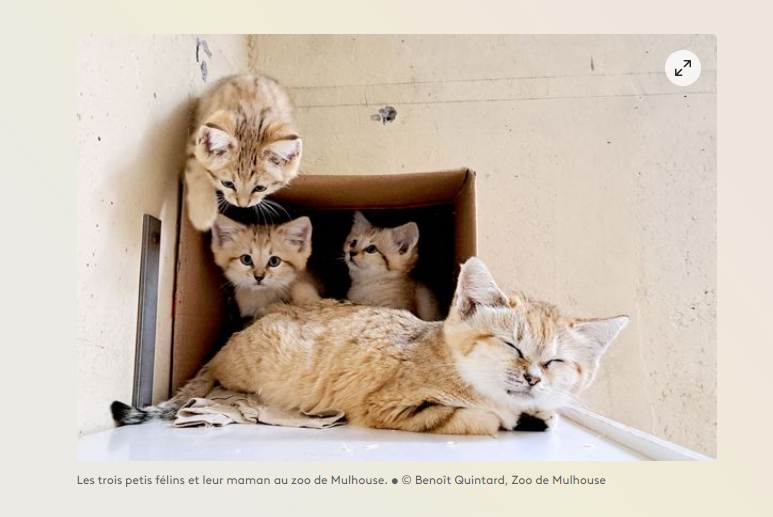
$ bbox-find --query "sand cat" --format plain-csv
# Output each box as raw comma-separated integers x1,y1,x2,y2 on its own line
345,211,441,321
112,257,627,435
185,74,302,231
211,214,320,319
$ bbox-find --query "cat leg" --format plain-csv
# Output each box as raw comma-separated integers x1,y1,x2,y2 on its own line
415,283,442,321
184,159,219,231
513,409,559,432
391,404,501,436
290,280,321,305
429,407,501,436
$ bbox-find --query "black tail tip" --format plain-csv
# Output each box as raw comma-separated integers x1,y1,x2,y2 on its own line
110,400,133,425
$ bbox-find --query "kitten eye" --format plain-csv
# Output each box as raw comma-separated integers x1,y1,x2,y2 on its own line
364,244,378,254
253,185,267,193
504,341,524,359
543,359,565,368
239,254,253,265
267,256,281,268
350,240,358,248
221,180,236,189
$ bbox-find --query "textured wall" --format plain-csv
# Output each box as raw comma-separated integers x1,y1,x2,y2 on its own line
249,35,717,456
76,35,248,435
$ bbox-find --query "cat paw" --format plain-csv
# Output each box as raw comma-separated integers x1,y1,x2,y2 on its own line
513,410,558,432
187,198,218,231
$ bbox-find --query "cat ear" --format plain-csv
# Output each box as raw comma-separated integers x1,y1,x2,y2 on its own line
571,316,629,351
351,210,371,233
263,136,302,167
197,124,236,159
453,257,509,319
391,222,419,255
278,216,312,252
211,215,245,248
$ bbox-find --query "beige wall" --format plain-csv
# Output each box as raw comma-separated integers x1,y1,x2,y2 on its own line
250,35,717,456
76,35,248,436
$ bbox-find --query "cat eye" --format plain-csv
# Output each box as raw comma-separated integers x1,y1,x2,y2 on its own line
253,185,267,193
504,341,524,358
221,180,236,189
267,256,282,268
239,254,253,265
543,359,565,368
350,240,358,248
364,245,378,254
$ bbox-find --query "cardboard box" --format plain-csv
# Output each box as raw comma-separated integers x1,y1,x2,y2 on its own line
171,169,477,392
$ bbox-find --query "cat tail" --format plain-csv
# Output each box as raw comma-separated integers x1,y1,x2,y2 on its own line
110,364,216,426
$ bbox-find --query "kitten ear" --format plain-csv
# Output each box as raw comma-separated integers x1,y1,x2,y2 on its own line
453,257,509,319
391,222,419,255
278,216,312,252
211,215,245,248
197,123,236,159
571,316,629,351
263,136,302,167
351,210,371,233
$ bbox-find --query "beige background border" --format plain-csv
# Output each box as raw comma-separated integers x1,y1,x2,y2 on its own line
6,0,768,515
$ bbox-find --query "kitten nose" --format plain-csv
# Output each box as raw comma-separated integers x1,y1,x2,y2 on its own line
254,274,264,284
348,251,356,259
524,373,541,386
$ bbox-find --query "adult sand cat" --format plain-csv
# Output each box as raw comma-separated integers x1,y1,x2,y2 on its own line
345,211,441,321
211,214,320,320
112,258,627,434
185,74,302,231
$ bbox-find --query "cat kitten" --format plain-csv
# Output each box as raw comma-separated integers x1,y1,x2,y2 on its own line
345,211,441,321
211,214,320,320
185,74,302,231
112,257,627,435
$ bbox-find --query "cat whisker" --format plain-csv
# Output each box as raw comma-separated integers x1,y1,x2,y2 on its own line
263,199,290,220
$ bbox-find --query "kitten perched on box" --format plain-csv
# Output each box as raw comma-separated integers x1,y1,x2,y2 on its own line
344,211,441,321
184,74,302,231
112,257,627,434
211,214,320,320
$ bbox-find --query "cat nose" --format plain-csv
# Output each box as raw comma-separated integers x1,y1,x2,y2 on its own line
254,274,264,283
524,373,541,386
348,251,356,259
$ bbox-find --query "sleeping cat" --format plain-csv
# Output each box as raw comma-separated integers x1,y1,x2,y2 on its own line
345,211,441,321
211,214,320,320
185,74,302,231
112,257,628,435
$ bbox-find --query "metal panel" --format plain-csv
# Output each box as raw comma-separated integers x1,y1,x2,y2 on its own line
132,215,161,407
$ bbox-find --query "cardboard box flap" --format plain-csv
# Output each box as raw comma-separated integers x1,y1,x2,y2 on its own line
274,169,474,209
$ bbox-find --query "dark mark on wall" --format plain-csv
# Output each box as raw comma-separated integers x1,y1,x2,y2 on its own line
590,57,595,71
196,37,212,63
196,37,212,82
372,106,397,125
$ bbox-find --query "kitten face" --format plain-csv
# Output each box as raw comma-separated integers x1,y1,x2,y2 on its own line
211,215,312,291
194,110,302,209
345,211,419,279
445,258,628,411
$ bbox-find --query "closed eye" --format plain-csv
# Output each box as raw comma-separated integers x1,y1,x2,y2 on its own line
543,359,565,368
503,341,524,359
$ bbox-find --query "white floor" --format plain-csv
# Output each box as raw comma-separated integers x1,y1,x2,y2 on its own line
77,418,645,461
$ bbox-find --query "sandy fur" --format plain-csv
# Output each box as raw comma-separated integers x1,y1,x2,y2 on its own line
184,74,302,231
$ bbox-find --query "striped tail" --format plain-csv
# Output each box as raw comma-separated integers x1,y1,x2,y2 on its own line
110,364,215,426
